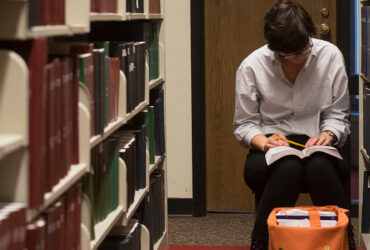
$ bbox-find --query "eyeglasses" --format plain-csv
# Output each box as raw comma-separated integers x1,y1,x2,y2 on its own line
279,38,313,60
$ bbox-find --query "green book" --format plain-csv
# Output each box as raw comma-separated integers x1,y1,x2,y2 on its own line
147,107,155,164
94,41,110,126
153,23,160,79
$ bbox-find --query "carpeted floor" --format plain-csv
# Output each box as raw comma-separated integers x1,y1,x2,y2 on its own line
168,212,361,247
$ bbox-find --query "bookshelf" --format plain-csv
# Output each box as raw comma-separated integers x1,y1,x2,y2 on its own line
359,1,370,247
0,0,167,249
0,0,90,39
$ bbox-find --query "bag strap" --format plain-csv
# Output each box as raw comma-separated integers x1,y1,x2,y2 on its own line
308,210,321,227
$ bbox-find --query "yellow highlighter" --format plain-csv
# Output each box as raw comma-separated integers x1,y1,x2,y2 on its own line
274,135,305,148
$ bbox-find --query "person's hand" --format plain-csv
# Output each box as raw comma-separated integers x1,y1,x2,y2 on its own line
305,133,332,148
252,133,289,152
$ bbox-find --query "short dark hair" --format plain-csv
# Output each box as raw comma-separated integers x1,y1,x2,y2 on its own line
264,0,317,53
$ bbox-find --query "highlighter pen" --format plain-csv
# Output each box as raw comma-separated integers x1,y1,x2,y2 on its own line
274,135,305,148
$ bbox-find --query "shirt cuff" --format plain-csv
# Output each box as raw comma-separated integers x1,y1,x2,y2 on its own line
321,127,340,146
245,127,264,148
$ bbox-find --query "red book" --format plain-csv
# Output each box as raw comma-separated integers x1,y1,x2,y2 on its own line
74,183,82,250
58,0,66,25
44,63,57,191
27,39,48,208
0,204,26,250
45,202,62,250
0,214,11,250
70,57,79,165
26,217,46,250
52,58,63,184
56,199,66,250
109,58,120,122
39,0,50,25
110,0,118,13
91,0,97,12
61,57,73,177
65,186,76,250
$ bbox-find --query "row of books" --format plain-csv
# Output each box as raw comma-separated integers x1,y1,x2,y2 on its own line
99,219,141,250
90,21,161,81
124,91,165,166
27,0,162,28
27,182,82,250
138,96,165,165
110,41,147,114
91,0,161,14
116,129,147,208
83,139,120,240
361,6,370,78
51,41,122,137
29,0,65,27
0,39,80,209
98,169,165,250
138,170,165,249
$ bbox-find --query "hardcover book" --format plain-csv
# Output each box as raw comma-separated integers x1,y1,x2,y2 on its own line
265,146,342,166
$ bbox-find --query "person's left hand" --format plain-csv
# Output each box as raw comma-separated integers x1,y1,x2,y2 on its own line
305,133,332,148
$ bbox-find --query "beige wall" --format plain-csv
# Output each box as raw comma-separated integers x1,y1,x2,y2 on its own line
164,0,193,198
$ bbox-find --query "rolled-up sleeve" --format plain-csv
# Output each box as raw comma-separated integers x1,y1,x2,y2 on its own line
233,63,263,147
320,53,350,147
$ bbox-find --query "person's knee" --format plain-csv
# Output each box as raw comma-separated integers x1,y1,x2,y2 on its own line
266,156,305,192
305,152,337,176
271,156,304,180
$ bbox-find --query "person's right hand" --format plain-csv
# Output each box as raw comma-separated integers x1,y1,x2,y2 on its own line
251,133,289,152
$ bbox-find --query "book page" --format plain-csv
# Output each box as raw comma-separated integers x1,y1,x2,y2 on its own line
265,146,304,165
302,146,343,160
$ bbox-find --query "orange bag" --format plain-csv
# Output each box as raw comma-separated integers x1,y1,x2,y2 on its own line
267,206,349,250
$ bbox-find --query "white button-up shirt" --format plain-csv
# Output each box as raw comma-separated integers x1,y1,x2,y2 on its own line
233,38,350,148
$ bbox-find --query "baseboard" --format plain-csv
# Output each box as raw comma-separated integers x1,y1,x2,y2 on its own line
168,198,193,215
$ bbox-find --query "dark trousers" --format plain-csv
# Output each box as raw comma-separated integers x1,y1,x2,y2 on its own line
244,135,350,241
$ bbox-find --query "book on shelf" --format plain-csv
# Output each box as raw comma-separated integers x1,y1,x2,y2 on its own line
0,203,27,250
91,0,118,14
109,57,120,123
29,0,40,27
78,53,96,136
26,217,46,250
94,41,110,127
364,83,370,155
136,170,165,249
99,219,141,250
149,0,161,14
150,88,165,156
362,170,370,234
265,145,342,166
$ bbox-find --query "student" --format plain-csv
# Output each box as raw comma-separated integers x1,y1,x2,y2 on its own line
233,0,355,249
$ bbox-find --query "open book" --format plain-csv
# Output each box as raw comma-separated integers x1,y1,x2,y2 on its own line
265,146,343,166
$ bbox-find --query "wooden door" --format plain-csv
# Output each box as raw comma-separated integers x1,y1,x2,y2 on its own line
205,0,337,211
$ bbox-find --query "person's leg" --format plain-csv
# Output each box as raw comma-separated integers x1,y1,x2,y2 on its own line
303,152,349,208
244,151,305,246
304,152,355,250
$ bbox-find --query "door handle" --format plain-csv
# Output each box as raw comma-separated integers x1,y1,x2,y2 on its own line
319,23,330,36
